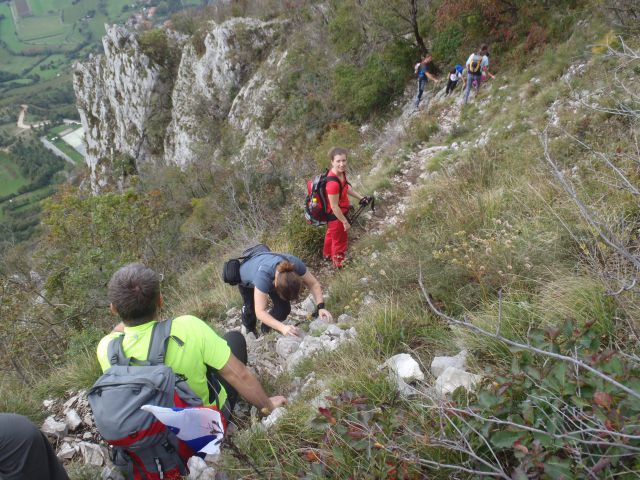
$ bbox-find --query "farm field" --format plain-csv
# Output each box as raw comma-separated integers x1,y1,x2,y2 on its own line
0,152,28,197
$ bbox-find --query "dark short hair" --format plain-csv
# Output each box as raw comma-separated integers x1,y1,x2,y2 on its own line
108,263,160,326
480,44,488,53
328,147,348,162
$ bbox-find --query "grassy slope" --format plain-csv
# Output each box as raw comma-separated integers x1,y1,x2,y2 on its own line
2,7,635,480
211,13,634,479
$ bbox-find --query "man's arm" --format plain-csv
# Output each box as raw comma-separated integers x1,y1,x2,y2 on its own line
426,72,438,82
218,354,287,413
254,288,299,336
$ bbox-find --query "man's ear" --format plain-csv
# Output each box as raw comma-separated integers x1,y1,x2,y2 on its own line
109,303,118,316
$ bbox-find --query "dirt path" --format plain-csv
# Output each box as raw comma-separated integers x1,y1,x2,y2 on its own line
17,104,50,130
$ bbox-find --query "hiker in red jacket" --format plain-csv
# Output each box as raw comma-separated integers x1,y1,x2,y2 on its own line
323,147,368,268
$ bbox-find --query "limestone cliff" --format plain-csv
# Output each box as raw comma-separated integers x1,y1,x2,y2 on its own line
74,18,286,190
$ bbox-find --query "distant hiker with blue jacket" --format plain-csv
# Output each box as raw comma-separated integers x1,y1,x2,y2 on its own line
464,44,489,104
414,53,438,108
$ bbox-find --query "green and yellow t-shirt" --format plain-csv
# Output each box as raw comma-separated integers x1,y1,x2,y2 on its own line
96,315,231,406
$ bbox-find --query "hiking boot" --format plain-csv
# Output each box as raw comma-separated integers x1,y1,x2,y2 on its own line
241,305,257,335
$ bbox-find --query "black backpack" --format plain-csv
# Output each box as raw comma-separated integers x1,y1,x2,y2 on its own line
222,244,288,285
305,171,349,226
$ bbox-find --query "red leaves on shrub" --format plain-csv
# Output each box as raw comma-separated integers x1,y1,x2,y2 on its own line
593,391,613,410
318,407,337,425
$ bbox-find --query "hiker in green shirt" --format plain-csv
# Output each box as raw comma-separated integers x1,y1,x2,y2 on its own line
97,263,286,419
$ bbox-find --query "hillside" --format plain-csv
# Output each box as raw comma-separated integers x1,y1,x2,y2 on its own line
1,1,640,479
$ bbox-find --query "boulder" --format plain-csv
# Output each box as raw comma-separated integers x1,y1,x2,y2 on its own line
435,366,481,397
381,354,425,383
42,416,68,439
102,466,125,480
262,407,286,429
56,442,76,460
298,336,323,356
275,336,302,358
431,350,467,378
300,295,316,315
363,294,377,306
65,409,83,431
187,456,206,479
226,306,240,318
337,313,355,325
78,441,105,466
308,318,329,334
42,399,56,410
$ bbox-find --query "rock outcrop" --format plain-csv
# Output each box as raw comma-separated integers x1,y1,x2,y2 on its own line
74,18,286,191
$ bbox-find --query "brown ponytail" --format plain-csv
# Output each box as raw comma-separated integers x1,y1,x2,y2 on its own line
275,261,303,301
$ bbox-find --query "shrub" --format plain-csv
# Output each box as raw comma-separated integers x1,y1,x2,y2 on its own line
313,122,362,169
431,25,464,65
442,320,640,479
272,207,325,263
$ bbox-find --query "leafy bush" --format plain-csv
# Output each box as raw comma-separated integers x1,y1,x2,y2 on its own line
332,41,415,121
431,25,464,65
446,320,640,478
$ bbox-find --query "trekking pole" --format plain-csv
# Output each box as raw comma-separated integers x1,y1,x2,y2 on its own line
347,196,375,225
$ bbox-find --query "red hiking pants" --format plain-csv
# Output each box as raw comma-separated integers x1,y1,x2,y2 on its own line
323,218,348,268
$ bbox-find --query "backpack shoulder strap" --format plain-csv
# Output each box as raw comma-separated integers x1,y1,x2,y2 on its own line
147,319,174,365
107,335,129,366
324,175,346,193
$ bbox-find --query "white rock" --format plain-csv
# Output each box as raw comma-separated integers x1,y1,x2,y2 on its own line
83,414,93,427
42,416,68,439
337,314,355,324
275,336,302,358
431,350,467,378
310,390,331,409
435,366,481,397
381,354,425,383
300,294,316,314
298,336,323,356
65,409,83,431
78,441,105,466
102,466,125,480
42,399,56,410
308,318,329,334
187,456,207,479
63,394,79,410
82,432,93,440
261,407,286,429
57,442,76,460
226,306,240,317
286,350,305,371
363,294,377,306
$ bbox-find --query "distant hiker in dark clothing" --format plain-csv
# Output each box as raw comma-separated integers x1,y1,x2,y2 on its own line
414,53,439,108
445,65,463,96
0,413,69,480
239,253,332,337
464,44,489,104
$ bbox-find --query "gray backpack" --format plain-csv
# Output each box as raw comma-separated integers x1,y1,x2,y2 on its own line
88,319,203,479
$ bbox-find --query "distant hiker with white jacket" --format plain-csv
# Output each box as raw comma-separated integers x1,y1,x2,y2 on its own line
463,44,489,104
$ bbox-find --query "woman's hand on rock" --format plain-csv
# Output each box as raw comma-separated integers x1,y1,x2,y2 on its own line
318,309,333,323
281,324,300,337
